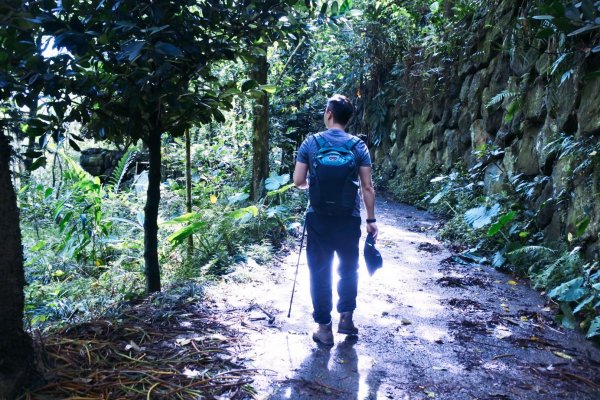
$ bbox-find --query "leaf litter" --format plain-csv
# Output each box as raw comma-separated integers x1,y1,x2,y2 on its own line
21,294,262,399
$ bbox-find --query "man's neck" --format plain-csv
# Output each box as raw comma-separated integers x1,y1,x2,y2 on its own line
327,123,346,131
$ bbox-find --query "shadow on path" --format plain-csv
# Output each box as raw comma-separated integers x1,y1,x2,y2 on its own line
207,196,600,400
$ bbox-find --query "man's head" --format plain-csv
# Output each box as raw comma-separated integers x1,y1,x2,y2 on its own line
324,94,353,129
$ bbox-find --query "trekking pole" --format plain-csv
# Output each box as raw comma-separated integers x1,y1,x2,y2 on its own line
287,199,310,318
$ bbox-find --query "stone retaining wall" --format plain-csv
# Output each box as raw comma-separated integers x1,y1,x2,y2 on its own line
372,0,600,259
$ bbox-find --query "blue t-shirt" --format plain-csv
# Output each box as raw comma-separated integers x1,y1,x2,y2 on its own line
296,129,372,217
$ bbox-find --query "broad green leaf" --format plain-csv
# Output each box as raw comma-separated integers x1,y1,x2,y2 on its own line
339,0,351,14
267,183,294,197
121,40,144,61
331,1,339,15
492,250,506,268
228,193,250,205
429,191,445,204
573,295,595,314
27,156,47,171
548,277,587,302
575,216,590,237
162,212,201,225
464,204,501,229
586,316,600,338
167,221,205,246
229,206,258,220
559,303,577,329
259,84,277,94
487,211,516,236
320,1,328,16
154,41,183,57
241,79,257,91
266,205,288,218
265,173,290,191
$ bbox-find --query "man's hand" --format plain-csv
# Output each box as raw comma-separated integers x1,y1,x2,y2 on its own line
367,221,378,242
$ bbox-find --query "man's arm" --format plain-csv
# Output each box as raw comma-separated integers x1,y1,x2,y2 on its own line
358,165,378,241
293,161,309,189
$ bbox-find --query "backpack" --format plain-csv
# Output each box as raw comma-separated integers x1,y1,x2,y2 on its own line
309,133,360,216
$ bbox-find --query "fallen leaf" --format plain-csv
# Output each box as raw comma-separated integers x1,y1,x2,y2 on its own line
125,340,142,352
176,338,191,346
520,316,529,322
493,325,513,340
210,195,217,204
424,390,436,398
553,351,573,360
183,368,204,378
507,280,518,285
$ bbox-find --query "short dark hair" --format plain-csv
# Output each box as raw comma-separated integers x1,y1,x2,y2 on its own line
326,94,353,126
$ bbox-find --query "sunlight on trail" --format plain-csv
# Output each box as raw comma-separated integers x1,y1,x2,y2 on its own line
209,199,600,399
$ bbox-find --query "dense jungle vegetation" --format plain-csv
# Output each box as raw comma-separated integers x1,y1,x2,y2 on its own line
1,0,599,397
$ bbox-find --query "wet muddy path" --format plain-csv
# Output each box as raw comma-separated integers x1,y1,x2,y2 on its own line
206,197,600,400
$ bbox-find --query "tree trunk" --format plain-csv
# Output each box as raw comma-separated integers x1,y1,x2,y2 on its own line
443,0,454,18
185,129,193,259
0,132,34,399
250,53,269,201
23,99,39,171
143,127,162,293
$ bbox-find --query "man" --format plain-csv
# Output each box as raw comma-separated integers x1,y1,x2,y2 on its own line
293,94,378,346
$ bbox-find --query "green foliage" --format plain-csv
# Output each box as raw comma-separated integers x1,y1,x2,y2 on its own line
108,147,138,193
388,166,440,205
510,244,600,337
464,204,501,229
52,153,112,264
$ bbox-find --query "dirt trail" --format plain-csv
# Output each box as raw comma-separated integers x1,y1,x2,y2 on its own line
207,197,600,400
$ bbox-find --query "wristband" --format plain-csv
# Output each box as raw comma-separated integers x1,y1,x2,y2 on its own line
366,218,376,223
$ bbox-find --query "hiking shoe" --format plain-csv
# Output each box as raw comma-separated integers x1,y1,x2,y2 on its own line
338,312,359,335
312,322,334,346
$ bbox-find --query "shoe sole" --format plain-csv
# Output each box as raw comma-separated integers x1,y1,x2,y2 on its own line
312,334,334,346
337,328,359,335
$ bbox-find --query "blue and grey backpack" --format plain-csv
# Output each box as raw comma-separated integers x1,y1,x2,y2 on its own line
309,133,360,216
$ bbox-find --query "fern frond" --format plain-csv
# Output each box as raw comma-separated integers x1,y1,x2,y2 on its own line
108,147,138,193
486,90,519,108
507,245,556,262
63,150,92,181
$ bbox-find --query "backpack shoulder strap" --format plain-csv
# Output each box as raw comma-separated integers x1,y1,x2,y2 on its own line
344,136,360,151
314,133,330,149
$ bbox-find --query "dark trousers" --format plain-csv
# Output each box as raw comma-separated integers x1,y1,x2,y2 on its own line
306,212,361,324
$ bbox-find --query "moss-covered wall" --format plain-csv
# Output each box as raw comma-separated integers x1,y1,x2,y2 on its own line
372,0,600,259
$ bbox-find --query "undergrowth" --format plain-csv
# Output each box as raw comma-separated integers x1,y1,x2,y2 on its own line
19,141,302,332
385,137,600,340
